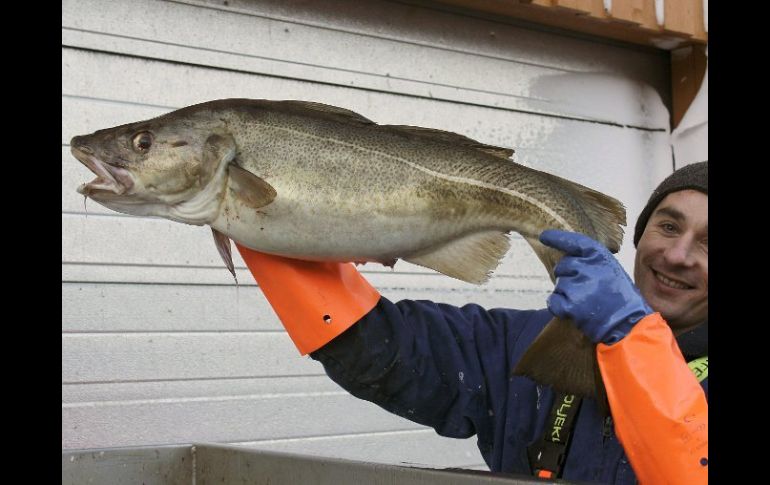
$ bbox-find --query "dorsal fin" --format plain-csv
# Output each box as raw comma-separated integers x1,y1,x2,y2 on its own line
275,100,375,126
384,125,514,160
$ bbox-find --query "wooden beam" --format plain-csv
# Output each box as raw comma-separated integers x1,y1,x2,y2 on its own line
426,0,707,49
610,0,658,28
664,0,708,41
670,44,707,129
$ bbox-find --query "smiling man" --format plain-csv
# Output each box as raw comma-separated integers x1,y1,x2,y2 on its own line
238,161,708,484
633,178,708,336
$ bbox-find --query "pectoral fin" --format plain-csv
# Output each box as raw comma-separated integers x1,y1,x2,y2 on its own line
211,227,237,285
227,165,277,209
404,230,511,284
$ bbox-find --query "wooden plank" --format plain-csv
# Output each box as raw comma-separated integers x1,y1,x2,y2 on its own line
610,0,658,29
554,0,606,18
431,0,705,48
664,0,706,40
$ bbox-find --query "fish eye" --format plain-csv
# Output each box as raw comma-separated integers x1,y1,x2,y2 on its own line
132,132,153,153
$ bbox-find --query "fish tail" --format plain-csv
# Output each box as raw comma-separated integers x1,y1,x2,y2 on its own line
522,174,625,284
512,317,608,409
543,172,626,253
573,182,626,253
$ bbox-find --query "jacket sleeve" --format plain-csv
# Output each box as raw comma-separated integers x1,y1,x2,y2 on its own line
597,313,708,485
311,296,536,440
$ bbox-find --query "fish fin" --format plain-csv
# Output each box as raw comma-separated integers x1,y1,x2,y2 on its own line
384,125,514,160
512,317,606,402
227,165,277,209
211,227,238,285
403,230,510,284
276,100,375,126
474,146,516,159
523,235,562,283
540,173,626,253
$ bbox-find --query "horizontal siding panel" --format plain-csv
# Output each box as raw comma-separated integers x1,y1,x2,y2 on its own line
185,0,667,80
62,283,286,332
58,50,590,163
62,392,428,449
62,282,550,332
62,375,340,403
60,259,552,289
61,0,668,127
62,333,320,383
60,30,560,123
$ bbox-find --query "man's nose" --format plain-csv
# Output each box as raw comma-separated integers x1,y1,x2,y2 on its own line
664,236,696,266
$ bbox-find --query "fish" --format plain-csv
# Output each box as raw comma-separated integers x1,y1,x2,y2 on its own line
71,98,626,401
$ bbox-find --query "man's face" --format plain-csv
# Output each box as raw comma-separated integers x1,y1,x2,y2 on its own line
634,190,708,333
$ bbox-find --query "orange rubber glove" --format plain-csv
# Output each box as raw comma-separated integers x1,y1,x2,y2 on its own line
236,243,381,355
597,313,708,485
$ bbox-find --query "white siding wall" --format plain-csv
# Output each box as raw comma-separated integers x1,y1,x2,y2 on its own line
62,0,672,470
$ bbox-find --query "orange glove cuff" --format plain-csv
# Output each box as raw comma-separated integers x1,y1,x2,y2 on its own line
236,243,381,355
597,313,708,484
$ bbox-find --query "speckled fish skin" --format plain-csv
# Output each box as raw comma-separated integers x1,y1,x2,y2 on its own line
72,99,624,284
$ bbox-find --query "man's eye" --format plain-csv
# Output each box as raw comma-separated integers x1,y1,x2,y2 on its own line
660,223,676,233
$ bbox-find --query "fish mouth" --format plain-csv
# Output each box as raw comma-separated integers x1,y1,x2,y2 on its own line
72,146,134,197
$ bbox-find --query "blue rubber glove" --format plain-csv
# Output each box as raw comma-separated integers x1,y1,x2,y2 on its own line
539,229,653,345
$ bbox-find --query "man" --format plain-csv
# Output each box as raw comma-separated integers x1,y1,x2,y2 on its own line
237,161,708,484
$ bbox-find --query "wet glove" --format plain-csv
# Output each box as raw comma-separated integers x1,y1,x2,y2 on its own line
539,229,653,345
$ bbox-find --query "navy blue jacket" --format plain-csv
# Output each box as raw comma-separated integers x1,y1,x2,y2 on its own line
311,297,709,483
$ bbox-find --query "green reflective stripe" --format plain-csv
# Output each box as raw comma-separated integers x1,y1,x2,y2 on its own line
688,356,708,383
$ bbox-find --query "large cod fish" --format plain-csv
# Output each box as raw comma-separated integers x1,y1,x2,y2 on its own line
71,99,626,400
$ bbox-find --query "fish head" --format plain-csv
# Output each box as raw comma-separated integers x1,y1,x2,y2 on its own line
71,112,235,220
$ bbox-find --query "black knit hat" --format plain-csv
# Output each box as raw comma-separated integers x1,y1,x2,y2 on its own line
633,161,708,246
